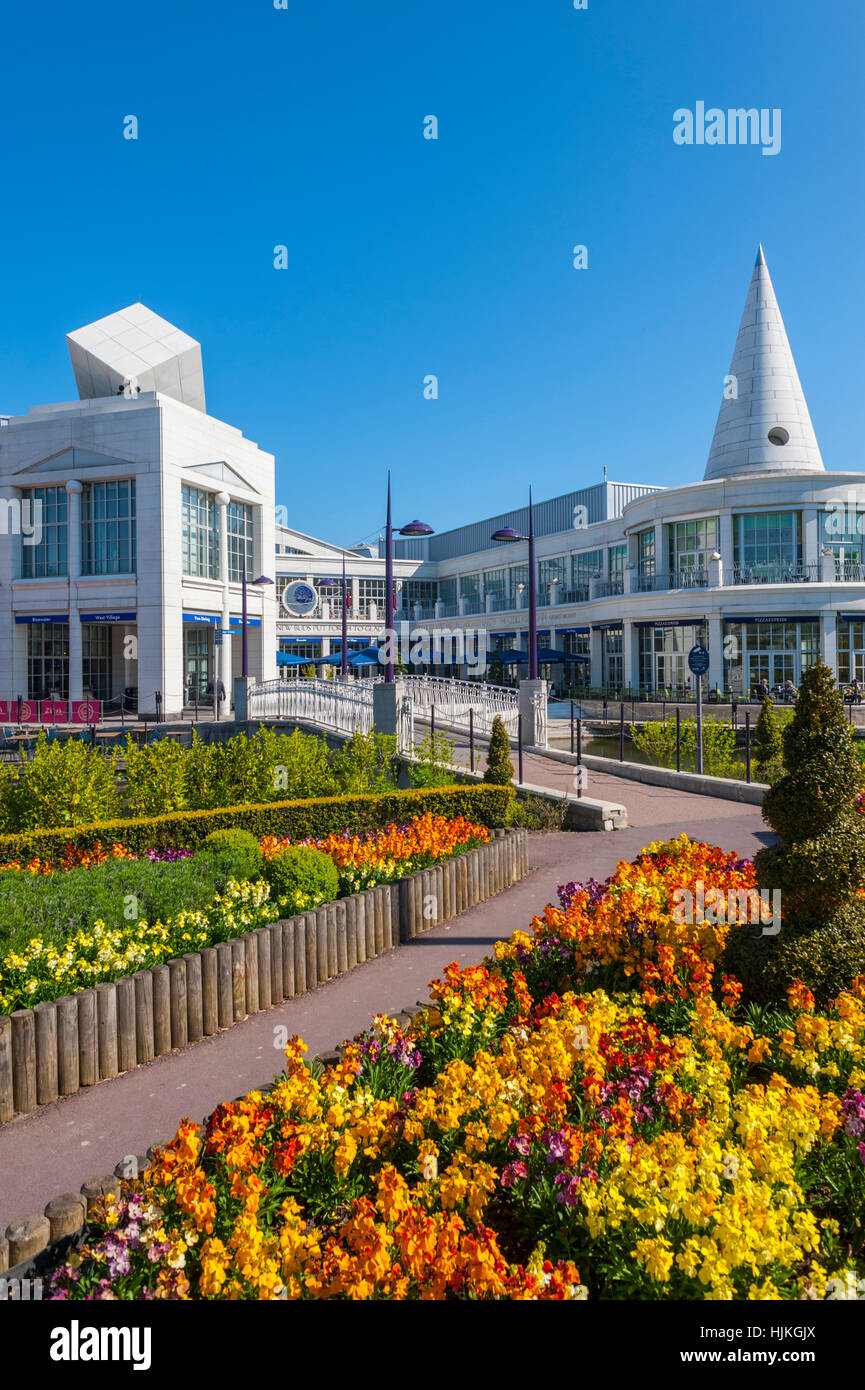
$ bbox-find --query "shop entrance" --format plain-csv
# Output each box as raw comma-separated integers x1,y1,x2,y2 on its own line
184,625,213,702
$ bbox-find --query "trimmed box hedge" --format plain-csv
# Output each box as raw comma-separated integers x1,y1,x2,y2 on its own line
0,784,515,866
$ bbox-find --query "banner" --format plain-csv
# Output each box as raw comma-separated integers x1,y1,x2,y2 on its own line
1,699,100,724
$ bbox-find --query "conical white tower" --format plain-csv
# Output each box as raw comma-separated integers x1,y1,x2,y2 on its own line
704,246,824,480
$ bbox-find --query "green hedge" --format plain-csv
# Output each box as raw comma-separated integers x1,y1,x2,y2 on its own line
0,784,515,866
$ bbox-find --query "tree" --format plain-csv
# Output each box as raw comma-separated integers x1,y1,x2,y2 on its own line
752,697,785,782
484,716,514,785
723,661,865,1003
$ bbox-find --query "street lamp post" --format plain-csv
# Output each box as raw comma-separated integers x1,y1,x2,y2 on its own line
491,486,538,679
383,472,434,682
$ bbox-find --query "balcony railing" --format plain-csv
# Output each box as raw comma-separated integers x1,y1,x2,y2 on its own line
730,563,818,585
594,578,624,598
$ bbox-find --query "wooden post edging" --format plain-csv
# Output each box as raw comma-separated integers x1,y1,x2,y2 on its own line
0,830,530,1129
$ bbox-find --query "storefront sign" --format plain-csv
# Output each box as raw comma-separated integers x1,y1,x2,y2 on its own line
79,612,137,623
14,614,69,624
183,612,220,625
722,614,815,625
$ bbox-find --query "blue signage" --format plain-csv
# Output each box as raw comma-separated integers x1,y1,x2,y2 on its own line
688,644,710,676
633,618,702,629
15,613,69,624
183,612,219,624
80,611,137,623
229,615,261,627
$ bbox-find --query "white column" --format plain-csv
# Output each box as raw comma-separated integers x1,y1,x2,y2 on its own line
589,626,603,688
719,513,735,579
802,508,819,570
66,480,83,700
216,491,231,714
823,612,838,676
708,614,724,694
622,619,636,691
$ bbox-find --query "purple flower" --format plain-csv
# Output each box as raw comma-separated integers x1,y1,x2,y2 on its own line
508,1134,531,1157
545,1130,569,1163
554,1172,581,1207
501,1161,528,1189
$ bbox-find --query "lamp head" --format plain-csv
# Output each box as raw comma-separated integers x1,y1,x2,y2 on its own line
398,520,434,537
491,527,523,542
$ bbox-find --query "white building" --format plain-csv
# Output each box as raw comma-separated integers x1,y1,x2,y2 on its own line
382,247,865,698
3,248,864,714
0,305,277,717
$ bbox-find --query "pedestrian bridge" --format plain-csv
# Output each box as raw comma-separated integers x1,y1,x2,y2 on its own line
247,674,546,753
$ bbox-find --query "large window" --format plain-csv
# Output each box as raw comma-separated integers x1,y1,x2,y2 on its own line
228,502,254,583
638,622,708,694
821,511,865,579
839,622,865,686
81,480,136,575
538,556,566,605
508,564,528,605
638,528,655,576
733,512,802,580
358,578,387,618
82,624,113,702
669,517,719,575
483,568,507,603
21,486,67,578
27,622,69,699
182,486,218,579
724,620,819,696
459,573,482,611
602,628,623,690
571,550,603,586
608,544,627,577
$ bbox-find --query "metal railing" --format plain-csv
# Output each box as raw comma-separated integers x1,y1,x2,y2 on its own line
730,563,819,585
249,676,377,738
402,674,520,738
594,578,624,598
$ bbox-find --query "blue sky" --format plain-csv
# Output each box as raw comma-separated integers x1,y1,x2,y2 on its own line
1,0,861,548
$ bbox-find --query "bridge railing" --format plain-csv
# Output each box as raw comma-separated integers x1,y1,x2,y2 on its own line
401,675,519,738
248,677,376,737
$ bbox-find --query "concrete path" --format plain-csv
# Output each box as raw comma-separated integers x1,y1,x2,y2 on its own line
444,730,757,828
0,810,771,1232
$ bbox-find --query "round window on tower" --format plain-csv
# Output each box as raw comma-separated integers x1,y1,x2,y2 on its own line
768,426,790,446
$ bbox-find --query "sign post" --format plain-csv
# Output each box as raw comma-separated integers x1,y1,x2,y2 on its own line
688,644,710,775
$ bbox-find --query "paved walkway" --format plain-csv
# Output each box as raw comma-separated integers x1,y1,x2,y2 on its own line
0,810,771,1232
444,730,756,827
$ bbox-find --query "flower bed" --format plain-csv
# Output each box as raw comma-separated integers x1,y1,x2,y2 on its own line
46,834,865,1301
0,814,489,1013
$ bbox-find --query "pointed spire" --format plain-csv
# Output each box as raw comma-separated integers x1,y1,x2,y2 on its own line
704,247,824,481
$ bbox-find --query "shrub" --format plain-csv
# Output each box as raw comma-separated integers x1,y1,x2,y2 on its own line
264,844,339,911
3,733,121,829
122,736,190,816
198,828,264,881
505,793,566,831
484,717,514,785
630,718,679,769
330,729,398,794
0,785,515,866
408,731,458,788
753,697,784,782
723,661,865,1004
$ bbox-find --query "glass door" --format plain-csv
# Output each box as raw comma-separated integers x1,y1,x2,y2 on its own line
184,627,212,702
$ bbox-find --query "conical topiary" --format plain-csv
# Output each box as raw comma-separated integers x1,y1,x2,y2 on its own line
723,660,865,1003
752,696,784,782
484,716,514,785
